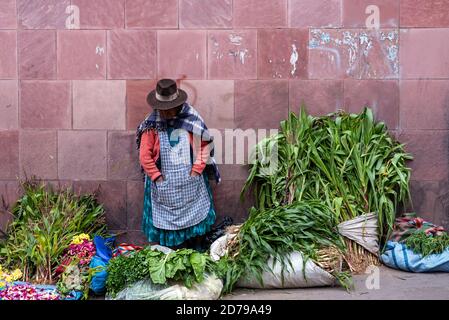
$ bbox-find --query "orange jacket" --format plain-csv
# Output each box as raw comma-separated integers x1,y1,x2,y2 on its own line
139,129,210,182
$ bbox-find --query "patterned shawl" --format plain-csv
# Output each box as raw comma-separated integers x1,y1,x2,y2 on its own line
136,103,221,183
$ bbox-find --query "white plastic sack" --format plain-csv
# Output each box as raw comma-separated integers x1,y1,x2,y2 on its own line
337,212,379,254
149,244,173,254
106,274,223,300
236,251,336,289
210,234,236,261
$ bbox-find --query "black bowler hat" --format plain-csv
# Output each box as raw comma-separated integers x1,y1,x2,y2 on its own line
146,79,188,110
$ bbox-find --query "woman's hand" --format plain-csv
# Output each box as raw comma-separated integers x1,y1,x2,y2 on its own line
190,171,200,177
155,176,164,184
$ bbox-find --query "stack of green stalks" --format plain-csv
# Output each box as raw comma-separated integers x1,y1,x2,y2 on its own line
241,107,412,272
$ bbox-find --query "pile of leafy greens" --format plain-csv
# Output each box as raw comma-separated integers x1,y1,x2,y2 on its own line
216,200,351,294
0,179,106,284
405,231,449,256
106,248,215,297
241,108,412,268
242,107,412,241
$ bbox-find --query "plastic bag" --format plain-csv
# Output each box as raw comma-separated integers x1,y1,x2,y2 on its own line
210,234,236,261
236,251,336,289
89,235,115,295
381,241,449,272
337,212,379,254
106,274,223,300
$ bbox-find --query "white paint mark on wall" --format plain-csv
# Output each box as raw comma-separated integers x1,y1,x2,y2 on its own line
96,46,105,56
196,53,199,60
310,29,399,78
290,44,299,75
239,49,248,64
228,49,249,64
229,34,243,45
95,63,99,70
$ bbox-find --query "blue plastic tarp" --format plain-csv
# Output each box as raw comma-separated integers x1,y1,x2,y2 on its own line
381,241,449,273
89,235,115,295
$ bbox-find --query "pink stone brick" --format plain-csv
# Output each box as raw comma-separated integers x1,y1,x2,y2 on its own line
0,80,18,129
342,0,399,28
234,0,287,28
180,0,232,28
410,180,449,230
73,80,126,130
0,131,19,179
126,0,178,29
19,130,57,179
108,131,141,180
309,29,398,79
401,0,449,27
126,80,155,130
180,80,234,129
17,0,70,29
289,0,342,28
398,131,448,181
289,80,343,115
44,180,73,192
217,165,249,181
211,180,253,223
107,30,156,79
0,181,21,216
258,29,308,80
400,29,449,79
234,80,288,129
0,31,17,79
58,131,107,180
72,180,127,229
344,80,399,130
116,231,149,245
158,30,206,80
127,180,144,230
18,31,56,80
20,81,71,129
400,80,449,130
0,0,17,29
72,0,125,29
57,30,106,80
126,80,156,130
208,30,257,80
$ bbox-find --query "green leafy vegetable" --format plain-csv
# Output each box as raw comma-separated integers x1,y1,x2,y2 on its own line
241,107,412,267
216,200,349,294
106,248,214,298
405,231,449,256
0,178,106,284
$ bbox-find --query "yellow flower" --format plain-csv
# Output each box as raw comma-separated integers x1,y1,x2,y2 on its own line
11,269,22,281
0,280,5,288
71,233,91,245
0,266,23,282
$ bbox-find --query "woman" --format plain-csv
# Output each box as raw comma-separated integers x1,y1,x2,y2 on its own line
136,79,221,250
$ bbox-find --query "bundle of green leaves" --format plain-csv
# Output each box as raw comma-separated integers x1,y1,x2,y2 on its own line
405,231,449,256
216,200,350,294
0,179,106,284
106,248,215,298
242,107,412,242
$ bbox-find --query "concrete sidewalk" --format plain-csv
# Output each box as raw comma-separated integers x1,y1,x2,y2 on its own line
222,266,449,300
